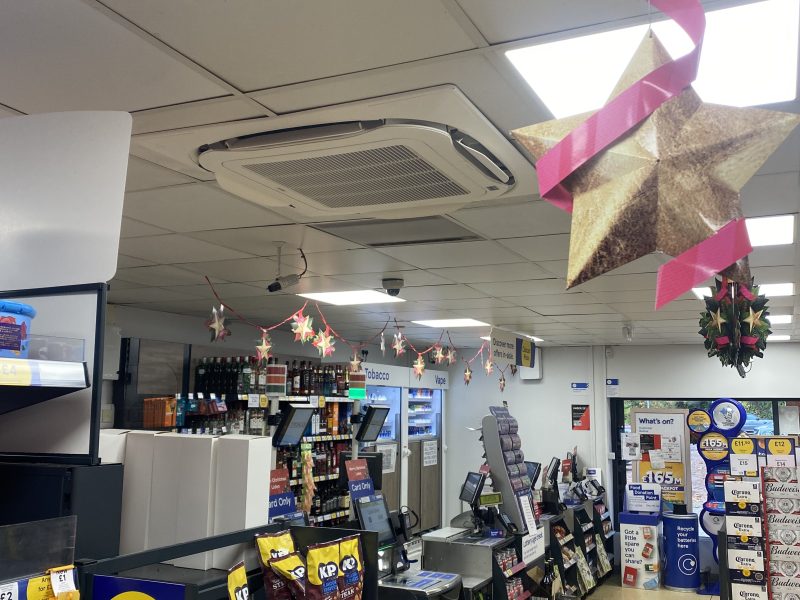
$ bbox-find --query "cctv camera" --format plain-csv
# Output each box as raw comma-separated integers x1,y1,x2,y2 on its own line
382,278,404,297
267,274,301,293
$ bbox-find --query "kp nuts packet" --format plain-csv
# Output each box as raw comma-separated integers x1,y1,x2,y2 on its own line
256,531,297,600
338,535,364,600
307,540,341,600
271,552,308,600
227,562,250,600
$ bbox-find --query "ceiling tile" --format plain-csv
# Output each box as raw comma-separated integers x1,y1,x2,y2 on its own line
282,249,414,276
171,282,268,300
1,0,229,113
116,255,155,269
132,299,221,318
394,285,487,302
102,0,475,90
452,201,571,239
119,234,253,264
536,304,618,316
576,273,657,292
553,313,627,323
379,241,521,269
751,265,796,283
758,127,800,175
181,257,281,282
453,306,543,319
120,217,172,238
535,260,568,278
124,183,290,232
470,278,568,297
508,292,598,307
132,97,266,135
428,262,552,284
115,265,213,287
497,234,570,262
419,297,514,310
189,224,360,256
108,278,145,291
107,286,195,304
335,270,452,288
611,299,701,316
125,156,195,192
741,172,800,217
749,245,796,268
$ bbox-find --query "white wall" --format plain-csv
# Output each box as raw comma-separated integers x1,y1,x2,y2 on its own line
607,342,800,398
444,346,612,522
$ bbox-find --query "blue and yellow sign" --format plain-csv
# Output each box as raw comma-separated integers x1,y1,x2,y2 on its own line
93,576,185,600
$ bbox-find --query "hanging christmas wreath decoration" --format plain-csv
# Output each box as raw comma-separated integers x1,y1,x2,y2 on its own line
699,277,771,378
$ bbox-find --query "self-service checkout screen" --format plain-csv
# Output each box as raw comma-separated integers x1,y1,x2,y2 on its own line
357,496,396,547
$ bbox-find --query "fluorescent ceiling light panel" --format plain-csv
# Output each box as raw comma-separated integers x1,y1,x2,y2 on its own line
297,290,405,305
770,334,791,341
506,0,799,118
746,215,795,246
769,314,793,325
759,283,795,297
692,287,712,300
480,336,491,341
413,318,490,328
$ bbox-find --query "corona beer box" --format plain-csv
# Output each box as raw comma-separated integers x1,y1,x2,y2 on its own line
727,548,766,585
725,515,764,549
731,583,768,600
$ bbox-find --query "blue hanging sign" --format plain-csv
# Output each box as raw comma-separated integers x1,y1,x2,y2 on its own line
348,478,375,502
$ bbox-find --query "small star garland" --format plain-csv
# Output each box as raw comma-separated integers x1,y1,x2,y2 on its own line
255,330,272,362
206,305,231,342
392,332,406,357
412,354,426,379
312,326,335,357
464,365,473,385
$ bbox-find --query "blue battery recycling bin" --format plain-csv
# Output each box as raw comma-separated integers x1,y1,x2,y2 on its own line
663,512,700,591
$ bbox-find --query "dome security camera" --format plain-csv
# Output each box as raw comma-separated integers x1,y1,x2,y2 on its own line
382,278,404,297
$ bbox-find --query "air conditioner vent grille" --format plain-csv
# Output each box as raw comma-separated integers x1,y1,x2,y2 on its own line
241,144,468,209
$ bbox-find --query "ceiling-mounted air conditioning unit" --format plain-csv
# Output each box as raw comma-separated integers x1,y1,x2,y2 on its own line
198,119,514,218
130,86,538,218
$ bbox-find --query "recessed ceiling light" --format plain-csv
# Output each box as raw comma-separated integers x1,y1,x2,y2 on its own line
506,0,799,118
692,287,713,300
746,215,795,246
770,334,791,341
769,314,793,325
297,290,405,306
760,283,795,297
480,336,491,341
412,318,490,328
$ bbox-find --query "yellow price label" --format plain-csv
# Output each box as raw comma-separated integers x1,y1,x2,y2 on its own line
0,358,32,386
731,438,755,454
259,394,268,408
768,438,794,455
26,575,53,600
318,396,326,408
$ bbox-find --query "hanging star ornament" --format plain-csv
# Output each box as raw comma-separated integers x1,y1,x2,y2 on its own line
743,307,765,333
392,332,406,357
499,373,506,393
312,327,335,357
412,354,426,379
206,305,231,342
291,310,315,343
510,364,518,377
464,365,473,385
484,359,494,376
255,330,272,362
380,332,386,356
512,33,800,292
709,307,727,332
349,353,363,373
446,347,457,366
432,344,446,365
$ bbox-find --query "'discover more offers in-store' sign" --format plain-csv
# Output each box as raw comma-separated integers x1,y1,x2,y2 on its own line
490,329,535,369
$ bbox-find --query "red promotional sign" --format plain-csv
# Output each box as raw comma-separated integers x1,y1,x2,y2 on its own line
270,468,290,495
571,405,590,431
345,459,369,482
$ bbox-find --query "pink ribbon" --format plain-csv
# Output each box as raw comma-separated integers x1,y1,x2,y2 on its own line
535,0,752,308
741,336,758,347
738,285,755,302
716,336,730,348
714,278,729,301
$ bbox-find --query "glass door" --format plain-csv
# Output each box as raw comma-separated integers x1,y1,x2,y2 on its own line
407,388,441,438
363,385,400,441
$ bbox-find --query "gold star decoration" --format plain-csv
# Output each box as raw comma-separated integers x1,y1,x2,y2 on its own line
484,359,494,376
206,305,231,342
446,347,457,366
499,373,506,393
312,327,335,357
510,365,518,376
291,310,315,343
464,365,473,385
709,307,727,332
512,33,800,290
349,353,363,373
255,330,272,362
380,332,386,356
412,354,426,379
743,307,765,333
432,344,446,364
392,332,406,357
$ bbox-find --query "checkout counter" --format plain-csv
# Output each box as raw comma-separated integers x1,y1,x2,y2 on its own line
354,493,462,600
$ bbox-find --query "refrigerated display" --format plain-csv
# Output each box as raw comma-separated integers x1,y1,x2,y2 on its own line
363,385,400,441
407,388,441,438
